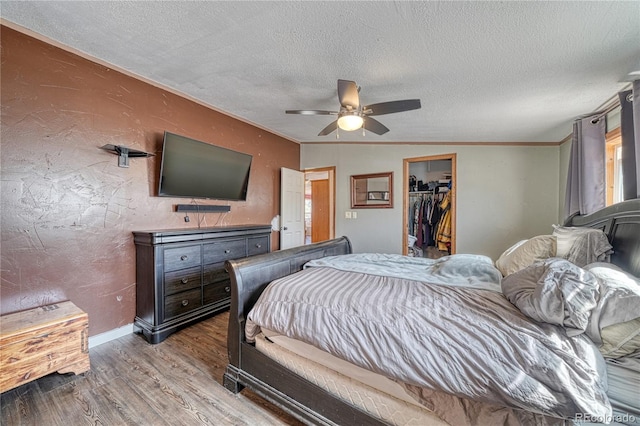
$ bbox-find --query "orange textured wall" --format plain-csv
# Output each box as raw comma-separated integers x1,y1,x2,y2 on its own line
0,26,300,336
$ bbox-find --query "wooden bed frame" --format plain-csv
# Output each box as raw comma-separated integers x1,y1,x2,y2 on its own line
223,199,640,425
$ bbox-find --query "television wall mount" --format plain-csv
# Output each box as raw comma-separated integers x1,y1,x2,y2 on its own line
100,144,154,168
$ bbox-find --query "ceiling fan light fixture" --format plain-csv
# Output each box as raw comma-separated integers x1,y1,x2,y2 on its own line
337,113,364,131
286,80,420,136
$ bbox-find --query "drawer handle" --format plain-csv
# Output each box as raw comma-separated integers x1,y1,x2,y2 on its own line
255,244,262,248
225,286,231,293
181,278,188,284
224,249,231,254
180,255,188,261
181,300,189,307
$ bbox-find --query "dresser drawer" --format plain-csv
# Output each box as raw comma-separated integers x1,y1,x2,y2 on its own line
203,281,231,306
165,266,201,295
247,236,270,256
203,266,229,286
203,239,246,265
164,289,202,319
164,245,201,272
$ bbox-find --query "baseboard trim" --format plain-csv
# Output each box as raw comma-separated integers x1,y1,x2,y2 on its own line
88,323,134,348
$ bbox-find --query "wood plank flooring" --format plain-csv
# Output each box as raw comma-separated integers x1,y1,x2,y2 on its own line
0,311,304,426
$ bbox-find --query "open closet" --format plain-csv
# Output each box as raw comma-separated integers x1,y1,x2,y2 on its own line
403,154,456,258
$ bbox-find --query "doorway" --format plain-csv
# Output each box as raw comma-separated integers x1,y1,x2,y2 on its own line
304,167,336,244
403,154,457,257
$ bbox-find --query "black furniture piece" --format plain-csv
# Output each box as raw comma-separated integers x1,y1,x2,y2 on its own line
223,199,640,426
133,225,271,344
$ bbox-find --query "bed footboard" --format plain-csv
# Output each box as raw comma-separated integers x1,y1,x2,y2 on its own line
224,236,352,372
221,236,393,426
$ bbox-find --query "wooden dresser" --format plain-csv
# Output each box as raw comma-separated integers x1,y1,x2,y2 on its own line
133,225,271,344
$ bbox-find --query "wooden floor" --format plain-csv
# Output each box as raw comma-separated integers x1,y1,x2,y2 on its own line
1,311,304,426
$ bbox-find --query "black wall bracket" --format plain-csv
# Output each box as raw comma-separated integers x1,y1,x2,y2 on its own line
175,205,231,213
100,144,154,168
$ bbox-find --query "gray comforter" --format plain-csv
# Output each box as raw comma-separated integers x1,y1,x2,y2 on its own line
503,258,640,346
246,254,611,422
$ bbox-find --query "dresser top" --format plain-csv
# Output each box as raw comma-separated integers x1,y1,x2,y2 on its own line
133,224,272,245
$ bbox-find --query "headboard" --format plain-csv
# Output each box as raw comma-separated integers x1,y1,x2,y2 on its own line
564,198,640,277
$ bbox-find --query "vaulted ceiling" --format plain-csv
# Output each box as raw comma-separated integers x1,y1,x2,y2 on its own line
1,1,639,144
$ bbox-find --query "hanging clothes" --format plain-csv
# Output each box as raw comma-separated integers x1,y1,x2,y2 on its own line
436,191,452,252
408,199,416,236
429,198,442,247
413,199,421,235
421,196,433,247
416,198,424,247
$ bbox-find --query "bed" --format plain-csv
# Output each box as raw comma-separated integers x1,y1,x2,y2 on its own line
223,199,640,426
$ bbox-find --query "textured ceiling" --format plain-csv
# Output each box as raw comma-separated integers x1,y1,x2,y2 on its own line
1,1,639,144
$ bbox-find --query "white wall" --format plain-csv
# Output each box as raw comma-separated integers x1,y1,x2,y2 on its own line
301,143,561,260
410,160,451,185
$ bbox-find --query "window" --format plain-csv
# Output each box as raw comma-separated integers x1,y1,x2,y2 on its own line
605,127,623,206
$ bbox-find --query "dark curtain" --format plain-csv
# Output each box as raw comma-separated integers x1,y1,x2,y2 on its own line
564,114,606,220
619,80,640,200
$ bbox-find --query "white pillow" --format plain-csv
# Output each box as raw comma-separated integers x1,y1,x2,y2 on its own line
495,235,557,277
599,318,640,358
552,225,587,257
583,263,640,353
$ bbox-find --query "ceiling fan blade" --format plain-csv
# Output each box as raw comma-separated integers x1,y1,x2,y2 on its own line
286,109,337,115
363,117,389,135
318,120,338,136
364,99,421,116
337,79,360,110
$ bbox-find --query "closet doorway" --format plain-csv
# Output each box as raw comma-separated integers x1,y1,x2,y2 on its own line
304,167,336,244
403,154,457,257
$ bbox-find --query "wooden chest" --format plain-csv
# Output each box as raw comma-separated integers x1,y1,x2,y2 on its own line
0,301,90,393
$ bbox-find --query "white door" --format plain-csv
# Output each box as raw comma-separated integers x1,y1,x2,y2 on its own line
280,167,305,249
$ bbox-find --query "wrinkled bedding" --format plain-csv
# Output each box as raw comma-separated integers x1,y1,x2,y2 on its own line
502,258,640,345
560,228,613,267
501,258,600,337
246,256,611,421
305,253,503,292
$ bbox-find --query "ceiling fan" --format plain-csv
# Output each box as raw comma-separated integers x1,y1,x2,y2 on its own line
286,79,421,136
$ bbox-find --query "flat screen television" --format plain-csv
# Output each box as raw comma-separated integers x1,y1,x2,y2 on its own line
158,131,252,201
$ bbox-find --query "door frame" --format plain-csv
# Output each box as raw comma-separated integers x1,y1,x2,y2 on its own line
304,166,336,241
402,154,457,255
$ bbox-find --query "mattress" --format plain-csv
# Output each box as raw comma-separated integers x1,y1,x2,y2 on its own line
258,329,640,426
257,329,448,426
